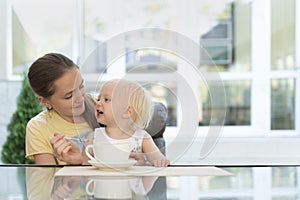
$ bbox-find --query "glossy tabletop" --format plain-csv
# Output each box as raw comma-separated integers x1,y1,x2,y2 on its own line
0,164,299,200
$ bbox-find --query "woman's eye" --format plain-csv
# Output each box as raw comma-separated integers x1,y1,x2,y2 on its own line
66,94,73,99
104,98,111,102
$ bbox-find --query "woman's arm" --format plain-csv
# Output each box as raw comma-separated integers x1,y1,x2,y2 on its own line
34,154,57,165
32,134,83,165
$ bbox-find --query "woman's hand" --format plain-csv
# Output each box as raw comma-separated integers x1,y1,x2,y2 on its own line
51,176,81,200
50,133,83,165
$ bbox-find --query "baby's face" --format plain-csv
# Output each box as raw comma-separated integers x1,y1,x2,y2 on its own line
95,81,128,125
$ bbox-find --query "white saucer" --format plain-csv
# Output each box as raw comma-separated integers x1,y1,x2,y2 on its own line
89,176,137,181
88,159,137,170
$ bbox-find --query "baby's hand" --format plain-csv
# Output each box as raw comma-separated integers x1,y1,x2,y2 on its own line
153,159,170,167
130,152,152,166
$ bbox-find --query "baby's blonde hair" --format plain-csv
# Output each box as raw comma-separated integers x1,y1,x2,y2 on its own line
104,79,153,129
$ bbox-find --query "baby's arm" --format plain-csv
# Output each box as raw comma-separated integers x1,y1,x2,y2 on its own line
142,133,170,167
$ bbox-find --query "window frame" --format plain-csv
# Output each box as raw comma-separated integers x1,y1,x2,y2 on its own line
2,0,300,164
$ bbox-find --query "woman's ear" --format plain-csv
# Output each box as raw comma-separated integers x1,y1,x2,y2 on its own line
38,96,52,109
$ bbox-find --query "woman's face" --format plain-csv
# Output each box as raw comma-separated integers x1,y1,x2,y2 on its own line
45,67,86,123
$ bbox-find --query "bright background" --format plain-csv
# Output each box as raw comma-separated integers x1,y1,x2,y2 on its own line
0,0,300,199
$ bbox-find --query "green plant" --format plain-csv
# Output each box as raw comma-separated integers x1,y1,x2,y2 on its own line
1,73,43,164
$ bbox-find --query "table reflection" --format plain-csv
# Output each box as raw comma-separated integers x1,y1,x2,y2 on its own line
26,167,166,200
26,167,58,199
1,165,299,199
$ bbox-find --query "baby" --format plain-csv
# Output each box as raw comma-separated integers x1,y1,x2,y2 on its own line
92,79,170,167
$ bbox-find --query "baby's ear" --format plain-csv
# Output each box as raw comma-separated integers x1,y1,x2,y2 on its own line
122,106,135,118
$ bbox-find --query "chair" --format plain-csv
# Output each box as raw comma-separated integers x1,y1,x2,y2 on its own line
145,102,168,199
145,102,167,155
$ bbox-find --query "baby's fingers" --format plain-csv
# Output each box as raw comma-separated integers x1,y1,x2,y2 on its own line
153,159,170,167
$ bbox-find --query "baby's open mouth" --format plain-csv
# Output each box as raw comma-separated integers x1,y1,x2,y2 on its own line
97,110,103,114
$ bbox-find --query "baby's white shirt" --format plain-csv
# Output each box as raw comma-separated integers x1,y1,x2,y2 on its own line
94,127,145,153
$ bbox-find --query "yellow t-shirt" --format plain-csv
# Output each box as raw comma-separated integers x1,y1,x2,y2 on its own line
26,167,58,200
26,110,93,165
26,167,88,199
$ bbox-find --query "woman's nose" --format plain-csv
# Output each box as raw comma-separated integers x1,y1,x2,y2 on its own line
73,90,85,103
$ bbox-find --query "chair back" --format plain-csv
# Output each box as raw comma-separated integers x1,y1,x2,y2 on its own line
145,102,167,154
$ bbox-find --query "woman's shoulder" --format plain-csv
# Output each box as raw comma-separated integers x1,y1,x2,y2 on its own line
27,110,61,127
27,110,47,124
26,110,51,136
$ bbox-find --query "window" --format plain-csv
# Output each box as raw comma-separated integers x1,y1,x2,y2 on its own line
2,0,300,165
11,0,75,76
270,0,296,130
5,0,299,133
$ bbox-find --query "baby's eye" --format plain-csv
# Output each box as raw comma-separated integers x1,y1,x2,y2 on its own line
104,98,111,102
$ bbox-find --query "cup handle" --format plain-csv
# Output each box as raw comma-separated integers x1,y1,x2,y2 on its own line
85,144,94,160
85,179,94,196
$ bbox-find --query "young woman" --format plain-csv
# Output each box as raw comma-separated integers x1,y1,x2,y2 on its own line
26,53,99,165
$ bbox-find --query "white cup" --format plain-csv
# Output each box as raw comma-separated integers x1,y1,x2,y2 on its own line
85,141,132,163
85,178,132,199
